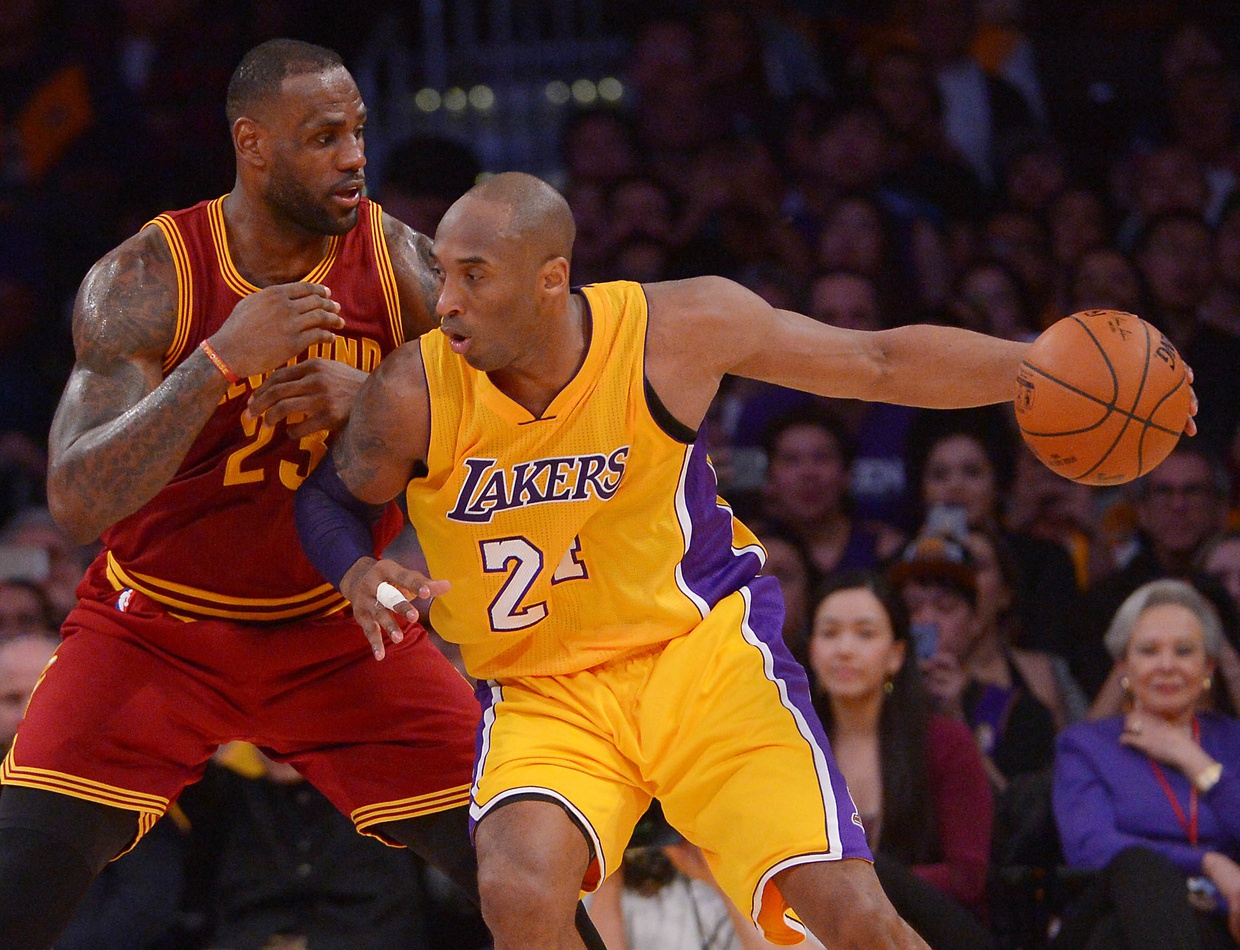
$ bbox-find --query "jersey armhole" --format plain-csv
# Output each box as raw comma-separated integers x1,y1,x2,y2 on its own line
368,201,405,347
643,376,697,444
637,284,698,444
144,216,192,373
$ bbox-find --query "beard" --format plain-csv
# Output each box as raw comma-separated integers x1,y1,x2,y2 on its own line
265,166,359,236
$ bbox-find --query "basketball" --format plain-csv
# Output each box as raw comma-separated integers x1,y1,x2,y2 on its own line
1014,309,1191,485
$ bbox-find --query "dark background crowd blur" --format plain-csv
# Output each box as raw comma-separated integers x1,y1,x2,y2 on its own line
3,0,1240,948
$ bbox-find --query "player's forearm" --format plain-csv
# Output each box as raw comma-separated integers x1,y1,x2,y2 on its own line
294,452,386,590
47,350,231,542
868,325,1029,408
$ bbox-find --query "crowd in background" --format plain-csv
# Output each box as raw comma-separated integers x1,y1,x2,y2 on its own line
3,0,1240,947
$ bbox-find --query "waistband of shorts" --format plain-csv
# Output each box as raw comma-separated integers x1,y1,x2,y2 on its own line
104,551,349,623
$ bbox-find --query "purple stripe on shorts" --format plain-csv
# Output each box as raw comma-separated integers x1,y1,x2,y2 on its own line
745,575,872,861
468,678,499,838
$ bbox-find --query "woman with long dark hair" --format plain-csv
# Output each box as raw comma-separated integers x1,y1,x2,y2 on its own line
807,570,993,950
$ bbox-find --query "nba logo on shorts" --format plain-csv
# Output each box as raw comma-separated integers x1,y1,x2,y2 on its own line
116,588,134,612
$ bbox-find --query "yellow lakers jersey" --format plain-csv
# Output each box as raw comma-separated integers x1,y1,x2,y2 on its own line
408,280,766,679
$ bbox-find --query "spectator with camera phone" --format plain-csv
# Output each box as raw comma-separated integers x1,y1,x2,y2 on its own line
891,530,1060,789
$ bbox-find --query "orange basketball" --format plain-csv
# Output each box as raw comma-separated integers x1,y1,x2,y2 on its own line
1014,310,1191,485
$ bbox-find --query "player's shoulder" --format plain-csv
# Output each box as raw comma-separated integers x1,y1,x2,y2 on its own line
377,209,439,339
378,208,433,264
641,275,752,328
372,337,428,390
642,275,743,307
95,223,175,280
76,224,177,313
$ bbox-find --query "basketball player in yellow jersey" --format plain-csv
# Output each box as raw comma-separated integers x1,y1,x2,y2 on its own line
293,172,1190,949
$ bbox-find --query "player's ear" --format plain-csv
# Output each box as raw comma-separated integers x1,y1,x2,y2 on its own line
233,117,266,169
540,256,570,295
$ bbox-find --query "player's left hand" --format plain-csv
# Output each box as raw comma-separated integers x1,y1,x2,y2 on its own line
244,358,367,438
341,556,450,660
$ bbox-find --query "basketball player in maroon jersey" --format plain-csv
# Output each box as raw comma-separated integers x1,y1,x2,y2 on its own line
0,39,603,949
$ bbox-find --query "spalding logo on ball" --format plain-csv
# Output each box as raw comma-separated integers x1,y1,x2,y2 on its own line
1015,309,1192,485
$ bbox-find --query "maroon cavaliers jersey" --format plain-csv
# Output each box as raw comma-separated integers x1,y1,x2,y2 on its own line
91,195,406,622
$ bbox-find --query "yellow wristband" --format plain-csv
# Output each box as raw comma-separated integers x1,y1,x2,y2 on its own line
1195,762,1223,793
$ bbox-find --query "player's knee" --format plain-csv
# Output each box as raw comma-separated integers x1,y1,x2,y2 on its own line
0,785,139,874
0,826,97,948
777,858,908,946
476,844,581,933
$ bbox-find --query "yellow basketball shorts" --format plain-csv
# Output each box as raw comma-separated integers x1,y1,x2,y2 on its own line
469,575,871,945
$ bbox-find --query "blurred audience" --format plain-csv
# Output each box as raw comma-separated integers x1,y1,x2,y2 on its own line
0,505,93,625
0,630,56,756
377,136,481,237
905,406,1080,659
1202,532,1240,615
1132,211,1240,460
0,578,56,639
1075,445,1235,702
758,406,904,590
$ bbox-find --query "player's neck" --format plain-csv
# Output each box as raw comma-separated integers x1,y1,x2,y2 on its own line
221,189,335,287
489,294,590,419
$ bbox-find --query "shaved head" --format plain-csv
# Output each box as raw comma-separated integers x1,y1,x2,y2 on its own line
462,172,576,264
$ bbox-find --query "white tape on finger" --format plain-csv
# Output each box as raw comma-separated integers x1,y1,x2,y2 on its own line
375,581,405,610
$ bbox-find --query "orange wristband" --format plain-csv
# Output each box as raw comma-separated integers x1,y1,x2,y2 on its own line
199,339,241,384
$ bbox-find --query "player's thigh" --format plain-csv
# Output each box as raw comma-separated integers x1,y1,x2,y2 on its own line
473,673,650,892
5,599,222,827
266,622,480,838
645,580,870,937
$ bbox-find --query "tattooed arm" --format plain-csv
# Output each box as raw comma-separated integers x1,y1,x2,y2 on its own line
384,212,441,341
48,227,345,543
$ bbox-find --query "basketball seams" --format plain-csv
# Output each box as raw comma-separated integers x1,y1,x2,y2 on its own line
1134,375,1189,477
1076,319,1154,482
1071,314,1121,405
1017,362,1182,438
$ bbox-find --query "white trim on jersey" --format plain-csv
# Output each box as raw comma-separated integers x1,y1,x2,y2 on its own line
672,445,712,619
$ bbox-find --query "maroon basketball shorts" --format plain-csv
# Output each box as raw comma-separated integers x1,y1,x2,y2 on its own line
3,582,479,849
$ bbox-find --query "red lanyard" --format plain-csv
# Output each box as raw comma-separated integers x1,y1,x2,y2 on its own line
1147,717,1200,848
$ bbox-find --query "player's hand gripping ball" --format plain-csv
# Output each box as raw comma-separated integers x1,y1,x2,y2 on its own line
1015,310,1192,485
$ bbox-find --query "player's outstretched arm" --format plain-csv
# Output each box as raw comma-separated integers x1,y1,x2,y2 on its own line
48,227,346,543
295,342,440,658
643,277,1029,430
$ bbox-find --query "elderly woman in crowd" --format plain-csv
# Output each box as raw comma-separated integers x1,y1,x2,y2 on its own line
1053,579,1240,949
